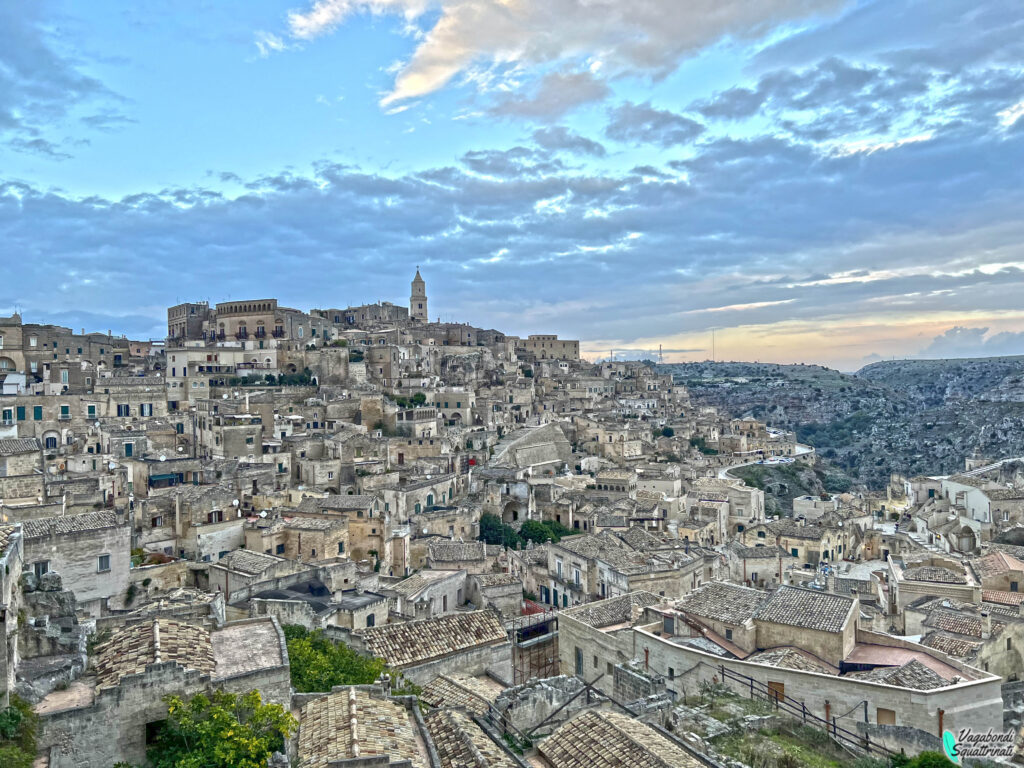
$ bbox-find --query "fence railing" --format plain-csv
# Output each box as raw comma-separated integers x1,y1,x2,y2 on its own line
716,664,904,761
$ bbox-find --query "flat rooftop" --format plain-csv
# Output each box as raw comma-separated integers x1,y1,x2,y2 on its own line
212,619,284,679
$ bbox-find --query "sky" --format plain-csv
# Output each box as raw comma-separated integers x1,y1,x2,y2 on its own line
0,0,1022,371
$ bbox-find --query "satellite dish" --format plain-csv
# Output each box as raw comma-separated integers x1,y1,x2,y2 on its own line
232,499,239,506
159,455,166,462
259,510,267,518
108,461,117,470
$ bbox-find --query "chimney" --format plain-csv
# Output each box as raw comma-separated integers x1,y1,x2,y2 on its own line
630,602,644,625
981,611,991,640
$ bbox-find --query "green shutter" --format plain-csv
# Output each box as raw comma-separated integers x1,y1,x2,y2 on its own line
33,406,42,420
16,406,25,421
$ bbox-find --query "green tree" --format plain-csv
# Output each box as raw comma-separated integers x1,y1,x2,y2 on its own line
411,392,426,405
147,690,296,768
283,626,386,692
661,426,674,437
519,520,555,544
478,513,521,548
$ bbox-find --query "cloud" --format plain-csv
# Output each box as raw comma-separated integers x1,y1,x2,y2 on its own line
284,0,844,108
918,327,1024,359
0,1,124,156
488,70,610,120
605,101,704,147
531,126,606,157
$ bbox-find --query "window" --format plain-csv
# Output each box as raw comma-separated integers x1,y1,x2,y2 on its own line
725,628,733,641
575,647,583,675
593,655,599,669
139,403,153,417
33,406,42,420
338,541,345,554
791,548,799,557
29,336,37,347
97,554,111,572
668,667,675,679
366,613,375,627
33,561,49,578
16,406,25,421
60,369,69,384
59,404,70,419
1009,638,1014,651
276,543,285,554
152,516,164,527
207,509,224,523
87,405,96,417
117,404,130,417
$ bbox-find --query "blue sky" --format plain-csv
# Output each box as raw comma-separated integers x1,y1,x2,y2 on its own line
1,0,1023,369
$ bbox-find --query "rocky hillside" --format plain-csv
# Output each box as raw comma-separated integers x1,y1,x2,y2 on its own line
662,357,1024,488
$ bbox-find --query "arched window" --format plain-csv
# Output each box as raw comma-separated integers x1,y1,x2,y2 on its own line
426,494,434,507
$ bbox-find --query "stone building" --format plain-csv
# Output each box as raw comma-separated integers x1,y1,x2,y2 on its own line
410,268,428,323
34,616,291,768
21,511,131,616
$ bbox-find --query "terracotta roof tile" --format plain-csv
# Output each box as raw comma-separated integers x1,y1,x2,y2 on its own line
355,610,506,669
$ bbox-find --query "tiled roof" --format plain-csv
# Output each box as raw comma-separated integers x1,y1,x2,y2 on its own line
355,610,506,669
972,551,1024,580
923,610,1003,638
982,589,1024,606
0,437,40,455
473,573,520,588
539,710,702,768
846,659,949,691
755,586,854,633
428,540,487,561
317,495,377,510
920,632,983,658
678,582,766,625
0,525,17,557
218,549,284,575
421,675,497,715
424,709,518,768
901,565,967,584
746,647,838,675
93,619,215,690
22,511,120,539
297,688,426,768
562,591,661,629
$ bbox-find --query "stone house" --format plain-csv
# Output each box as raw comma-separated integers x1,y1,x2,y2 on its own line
386,569,467,620
0,525,24,706
343,609,512,686
0,437,44,507
21,511,131,616
244,515,349,564
34,616,291,768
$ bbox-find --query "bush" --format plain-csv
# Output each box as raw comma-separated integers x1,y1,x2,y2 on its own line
0,695,38,768
661,426,675,437
147,690,295,768
283,626,386,692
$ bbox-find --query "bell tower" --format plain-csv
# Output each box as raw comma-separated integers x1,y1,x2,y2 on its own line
410,267,428,322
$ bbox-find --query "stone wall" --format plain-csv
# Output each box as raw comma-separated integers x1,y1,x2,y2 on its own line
614,659,666,703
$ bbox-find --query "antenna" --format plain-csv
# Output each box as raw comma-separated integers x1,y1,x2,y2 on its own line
659,344,663,364
712,329,716,362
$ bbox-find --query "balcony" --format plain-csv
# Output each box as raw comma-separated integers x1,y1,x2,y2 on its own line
254,329,266,338
1,419,13,426
216,332,226,341
235,330,249,340
58,414,72,421
271,328,285,338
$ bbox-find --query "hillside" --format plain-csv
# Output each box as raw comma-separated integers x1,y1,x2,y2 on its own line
662,357,1024,488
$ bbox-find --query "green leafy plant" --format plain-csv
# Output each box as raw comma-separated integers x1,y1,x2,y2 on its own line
283,625,386,693
147,689,295,768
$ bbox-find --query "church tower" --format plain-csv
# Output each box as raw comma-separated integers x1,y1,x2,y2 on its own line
410,268,428,322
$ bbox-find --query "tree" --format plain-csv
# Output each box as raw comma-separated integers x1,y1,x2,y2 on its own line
147,690,296,768
519,520,554,544
661,426,674,437
478,513,521,548
411,392,426,405
284,625,386,692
